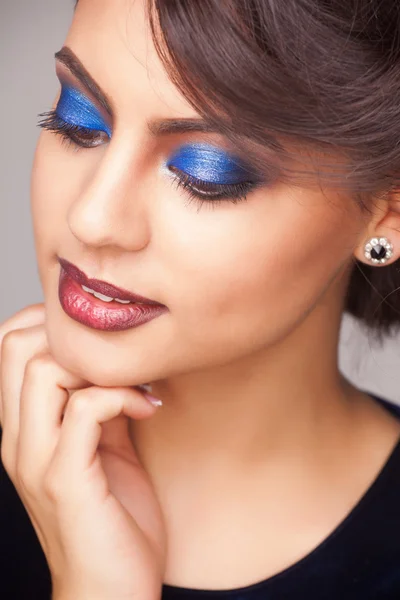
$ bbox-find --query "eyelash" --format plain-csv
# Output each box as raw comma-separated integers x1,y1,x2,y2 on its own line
37,109,261,210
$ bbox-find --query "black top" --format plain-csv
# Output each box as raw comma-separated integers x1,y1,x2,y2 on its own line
1,391,400,600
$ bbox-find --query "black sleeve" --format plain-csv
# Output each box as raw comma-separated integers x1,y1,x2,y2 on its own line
0,427,52,599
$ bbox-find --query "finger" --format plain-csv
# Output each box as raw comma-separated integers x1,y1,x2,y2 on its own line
97,414,134,453
0,304,45,339
0,325,48,474
98,385,160,451
17,352,91,483
0,304,46,425
49,386,157,490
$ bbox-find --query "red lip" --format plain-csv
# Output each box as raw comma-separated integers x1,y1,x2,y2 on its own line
57,257,164,306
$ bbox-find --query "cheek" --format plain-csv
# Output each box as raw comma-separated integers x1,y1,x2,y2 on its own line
31,135,59,286
30,133,90,287
31,134,68,241
166,189,356,353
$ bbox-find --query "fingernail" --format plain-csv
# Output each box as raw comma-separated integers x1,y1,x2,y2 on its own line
136,384,162,407
143,392,163,407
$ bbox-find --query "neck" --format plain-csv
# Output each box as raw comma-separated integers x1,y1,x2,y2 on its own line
129,268,359,483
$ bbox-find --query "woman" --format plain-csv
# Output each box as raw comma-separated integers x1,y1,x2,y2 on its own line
1,0,400,598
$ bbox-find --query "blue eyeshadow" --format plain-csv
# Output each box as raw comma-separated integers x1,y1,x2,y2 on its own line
54,92,257,188
56,85,112,137
166,143,257,185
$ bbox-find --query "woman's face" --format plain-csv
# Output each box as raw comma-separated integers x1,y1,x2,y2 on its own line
31,0,368,387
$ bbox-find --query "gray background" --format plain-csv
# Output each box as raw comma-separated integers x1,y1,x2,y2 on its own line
1,1,399,403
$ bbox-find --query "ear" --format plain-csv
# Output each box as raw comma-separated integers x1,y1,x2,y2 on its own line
353,191,400,266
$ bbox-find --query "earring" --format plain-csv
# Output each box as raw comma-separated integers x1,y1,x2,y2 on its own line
364,236,394,265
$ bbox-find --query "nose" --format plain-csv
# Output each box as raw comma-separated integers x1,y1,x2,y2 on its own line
67,138,149,251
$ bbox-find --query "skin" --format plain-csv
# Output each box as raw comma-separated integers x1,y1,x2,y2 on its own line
4,0,400,591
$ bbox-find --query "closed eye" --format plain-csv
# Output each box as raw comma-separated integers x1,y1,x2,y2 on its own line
37,109,108,149
37,111,265,209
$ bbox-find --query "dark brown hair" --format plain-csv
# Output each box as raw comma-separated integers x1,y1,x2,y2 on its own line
74,0,400,342
145,0,400,342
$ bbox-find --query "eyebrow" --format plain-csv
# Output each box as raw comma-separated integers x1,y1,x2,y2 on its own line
54,46,219,136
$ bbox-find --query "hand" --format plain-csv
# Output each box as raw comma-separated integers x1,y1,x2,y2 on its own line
0,304,167,600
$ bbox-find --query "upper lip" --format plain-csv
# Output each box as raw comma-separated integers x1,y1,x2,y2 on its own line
58,257,164,306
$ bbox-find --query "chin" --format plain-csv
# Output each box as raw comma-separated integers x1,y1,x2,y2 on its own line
42,284,172,387
46,319,161,387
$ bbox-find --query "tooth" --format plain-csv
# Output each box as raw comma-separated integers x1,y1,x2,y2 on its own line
82,283,133,304
92,291,114,302
82,285,95,293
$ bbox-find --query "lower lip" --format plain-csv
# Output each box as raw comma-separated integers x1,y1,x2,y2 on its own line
58,268,168,332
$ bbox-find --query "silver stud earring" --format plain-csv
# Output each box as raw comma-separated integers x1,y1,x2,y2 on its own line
364,236,394,265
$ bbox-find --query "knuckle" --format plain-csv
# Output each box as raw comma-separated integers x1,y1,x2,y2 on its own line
1,329,26,356
67,389,96,418
0,304,45,341
24,352,56,380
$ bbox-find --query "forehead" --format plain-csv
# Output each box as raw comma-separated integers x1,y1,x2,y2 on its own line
65,0,199,120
